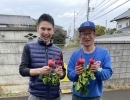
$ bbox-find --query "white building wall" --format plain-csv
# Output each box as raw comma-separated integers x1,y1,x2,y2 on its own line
0,25,7,27
0,31,38,41
116,18,130,30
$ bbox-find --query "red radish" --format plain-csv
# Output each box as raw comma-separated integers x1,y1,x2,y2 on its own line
57,52,63,66
48,59,55,67
78,58,85,65
58,59,62,66
76,60,80,66
89,58,95,64
76,48,85,66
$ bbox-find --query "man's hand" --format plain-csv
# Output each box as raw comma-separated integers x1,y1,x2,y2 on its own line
39,66,52,75
55,66,63,77
90,63,98,72
75,65,84,75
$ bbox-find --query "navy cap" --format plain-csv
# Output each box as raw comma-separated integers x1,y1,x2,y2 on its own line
78,21,95,32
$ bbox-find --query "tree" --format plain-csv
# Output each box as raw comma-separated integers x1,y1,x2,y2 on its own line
52,27,66,44
32,19,38,28
106,28,116,34
96,25,105,36
109,28,116,34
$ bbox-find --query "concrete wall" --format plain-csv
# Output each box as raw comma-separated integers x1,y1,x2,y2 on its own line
95,41,130,86
0,29,38,93
0,41,29,93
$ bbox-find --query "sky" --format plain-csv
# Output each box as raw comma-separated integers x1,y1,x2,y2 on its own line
0,0,130,37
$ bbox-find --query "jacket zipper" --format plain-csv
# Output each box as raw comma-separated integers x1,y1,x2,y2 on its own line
45,46,48,64
45,46,50,99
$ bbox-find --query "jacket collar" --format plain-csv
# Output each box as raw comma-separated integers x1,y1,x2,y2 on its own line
37,37,53,47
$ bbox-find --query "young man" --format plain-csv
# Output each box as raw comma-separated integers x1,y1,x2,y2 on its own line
19,14,66,100
67,21,113,100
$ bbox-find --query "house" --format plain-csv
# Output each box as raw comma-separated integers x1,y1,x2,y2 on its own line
0,14,68,44
0,14,36,27
110,8,130,33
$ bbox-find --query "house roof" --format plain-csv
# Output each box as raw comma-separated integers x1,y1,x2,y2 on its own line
0,14,36,25
0,27,36,31
110,8,130,22
95,33,130,41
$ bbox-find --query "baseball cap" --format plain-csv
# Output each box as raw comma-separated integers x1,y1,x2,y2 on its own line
78,21,95,32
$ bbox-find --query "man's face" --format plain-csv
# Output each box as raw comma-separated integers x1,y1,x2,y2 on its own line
79,28,96,47
37,21,54,44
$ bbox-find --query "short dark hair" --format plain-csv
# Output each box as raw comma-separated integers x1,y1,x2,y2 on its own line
37,13,54,27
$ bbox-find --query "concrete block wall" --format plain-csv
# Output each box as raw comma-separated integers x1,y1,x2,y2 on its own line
95,41,130,86
0,30,38,93
0,41,29,93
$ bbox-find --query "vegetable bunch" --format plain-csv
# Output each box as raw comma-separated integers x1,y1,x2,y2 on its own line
50,53,63,86
74,51,96,95
41,53,63,86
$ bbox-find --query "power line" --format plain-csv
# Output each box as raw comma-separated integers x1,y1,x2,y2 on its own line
76,1,87,14
63,1,87,29
90,0,119,19
94,20,106,24
76,0,110,23
90,0,119,20
92,0,111,12
91,0,130,21
75,1,87,19
90,0,94,3
94,0,106,9
75,16,86,27
75,0,90,24
94,0,98,7
72,0,107,29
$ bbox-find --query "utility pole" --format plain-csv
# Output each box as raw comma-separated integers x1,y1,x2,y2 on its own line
87,0,90,21
105,20,107,35
73,10,78,40
68,23,71,37
73,10,75,40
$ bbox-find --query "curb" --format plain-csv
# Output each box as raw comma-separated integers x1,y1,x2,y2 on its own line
0,96,28,99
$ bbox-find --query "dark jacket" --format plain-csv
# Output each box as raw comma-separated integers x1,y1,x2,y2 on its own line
19,38,66,99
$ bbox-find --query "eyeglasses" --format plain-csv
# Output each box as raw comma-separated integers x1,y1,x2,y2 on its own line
80,31,95,37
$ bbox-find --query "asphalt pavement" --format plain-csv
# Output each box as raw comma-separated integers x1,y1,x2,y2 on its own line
0,89,130,100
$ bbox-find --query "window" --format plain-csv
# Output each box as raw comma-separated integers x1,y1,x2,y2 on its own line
129,20,130,26
24,33,37,40
118,25,122,28
126,22,128,26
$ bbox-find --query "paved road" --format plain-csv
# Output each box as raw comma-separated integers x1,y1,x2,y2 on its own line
61,90,130,100
62,49,73,64
0,89,129,100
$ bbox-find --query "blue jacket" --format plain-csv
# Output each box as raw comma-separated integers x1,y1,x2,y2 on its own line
19,38,66,99
67,46,113,98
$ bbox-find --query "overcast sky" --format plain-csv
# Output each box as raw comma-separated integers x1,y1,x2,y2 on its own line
0,0,130,36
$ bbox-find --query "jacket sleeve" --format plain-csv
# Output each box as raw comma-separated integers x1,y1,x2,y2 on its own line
19,44,31,77
67,52,78,82
94,50,113,81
